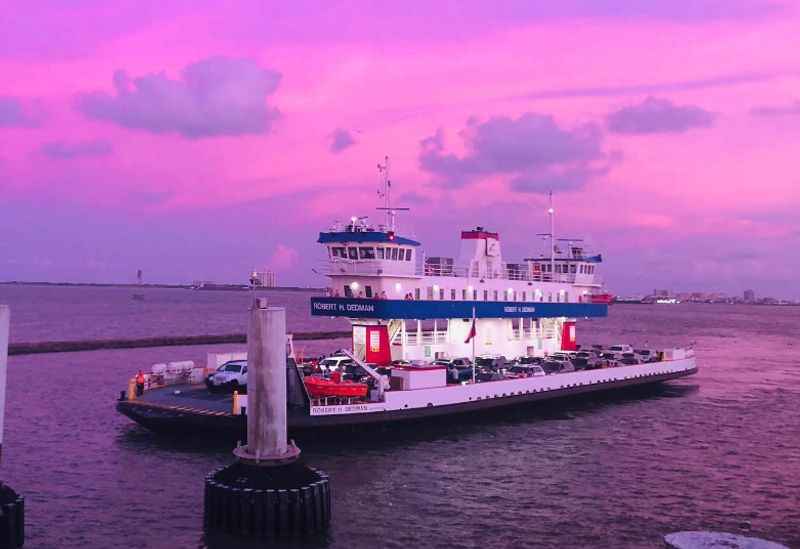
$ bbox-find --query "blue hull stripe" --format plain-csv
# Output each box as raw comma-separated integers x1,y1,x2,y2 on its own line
310,297,608,319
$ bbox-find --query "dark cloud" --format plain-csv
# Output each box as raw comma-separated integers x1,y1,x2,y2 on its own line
329,128,356,153
509,163,613,194
523,70,788,101
0,96,41,127
39,139,113,159
419,113,608,193
607,97,714,134
76,57,281,139
397,191,431,204
750,100,800,117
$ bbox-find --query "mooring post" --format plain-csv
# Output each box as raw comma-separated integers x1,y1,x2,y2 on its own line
0,305,25,548
204,298,329,538
0,306,7,463
233,298,299,464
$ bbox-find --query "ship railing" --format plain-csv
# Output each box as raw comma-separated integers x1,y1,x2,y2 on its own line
319,260,602,286
404,332,445,346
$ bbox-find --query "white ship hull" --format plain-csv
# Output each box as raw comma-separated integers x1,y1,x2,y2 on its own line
310,355,697,417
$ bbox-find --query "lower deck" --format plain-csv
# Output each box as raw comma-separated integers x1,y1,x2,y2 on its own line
117,355,697,436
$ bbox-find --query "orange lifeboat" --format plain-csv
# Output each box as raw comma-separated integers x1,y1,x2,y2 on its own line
304,376,369,399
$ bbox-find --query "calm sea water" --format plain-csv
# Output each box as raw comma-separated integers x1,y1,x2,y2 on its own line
1,286,799,548
0,284,348,343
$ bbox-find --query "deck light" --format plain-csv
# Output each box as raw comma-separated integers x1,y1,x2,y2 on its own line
433,284,439,291
350,281,359,291
395,283,402,293
467,285,474,292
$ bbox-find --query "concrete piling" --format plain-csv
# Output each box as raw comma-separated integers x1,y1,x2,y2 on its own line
0,306,24,548
203,299,330,539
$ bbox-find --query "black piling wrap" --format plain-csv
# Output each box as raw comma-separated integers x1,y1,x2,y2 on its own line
203,461,330,539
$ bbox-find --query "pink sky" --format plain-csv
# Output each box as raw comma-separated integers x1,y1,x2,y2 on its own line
1,1,799,298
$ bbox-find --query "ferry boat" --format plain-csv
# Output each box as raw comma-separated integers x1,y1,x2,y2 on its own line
116,161,697,436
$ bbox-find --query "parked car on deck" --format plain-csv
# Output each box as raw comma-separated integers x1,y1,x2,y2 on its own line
318,356,353,373
476,356,508,370
619,352,641,365
206,360,247,392
508,364,546,377
608,344,633,358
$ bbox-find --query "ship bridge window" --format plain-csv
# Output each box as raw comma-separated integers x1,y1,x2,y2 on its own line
348,247,358,260
331,247,346,258
359,247,376,260
570,264,577,274
377,247,385,259
404,249,412,261
391,248,399,260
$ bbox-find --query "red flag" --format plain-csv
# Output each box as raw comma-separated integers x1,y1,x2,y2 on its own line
464,318,476,344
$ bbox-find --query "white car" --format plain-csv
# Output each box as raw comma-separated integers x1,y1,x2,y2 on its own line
206,360,247,392
607,344,634,358
318,356,353,373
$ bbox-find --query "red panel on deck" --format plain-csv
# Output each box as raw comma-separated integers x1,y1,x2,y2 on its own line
460,230,500,240
364,325,392,365
561,321,577,351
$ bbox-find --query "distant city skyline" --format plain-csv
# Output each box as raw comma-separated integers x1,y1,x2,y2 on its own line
1,1,799,300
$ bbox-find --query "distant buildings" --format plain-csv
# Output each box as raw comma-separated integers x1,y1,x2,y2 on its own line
626,287,795,305
249,270,277,288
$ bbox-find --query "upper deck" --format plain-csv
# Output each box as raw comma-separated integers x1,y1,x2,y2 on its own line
319,220,603,290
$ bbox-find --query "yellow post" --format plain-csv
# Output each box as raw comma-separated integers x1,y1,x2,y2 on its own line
127,378,137,400
232,390,240,415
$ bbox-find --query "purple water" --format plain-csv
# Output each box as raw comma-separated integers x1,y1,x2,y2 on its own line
1,286,799,548
0,284,348,343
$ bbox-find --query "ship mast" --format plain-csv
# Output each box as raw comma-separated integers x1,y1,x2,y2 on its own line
376,155,409,232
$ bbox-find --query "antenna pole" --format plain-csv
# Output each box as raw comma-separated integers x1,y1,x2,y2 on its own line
377,155,394,230
548,191,555,279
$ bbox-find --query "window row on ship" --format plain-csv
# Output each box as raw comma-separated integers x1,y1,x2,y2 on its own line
327,246,596,276
329,246,413,261
530,263,596,275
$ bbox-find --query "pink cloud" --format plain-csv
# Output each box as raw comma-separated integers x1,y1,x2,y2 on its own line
268,244,300,272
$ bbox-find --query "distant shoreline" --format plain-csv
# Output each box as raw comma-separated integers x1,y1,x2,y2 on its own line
8,330,350,356
0,281,323,292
